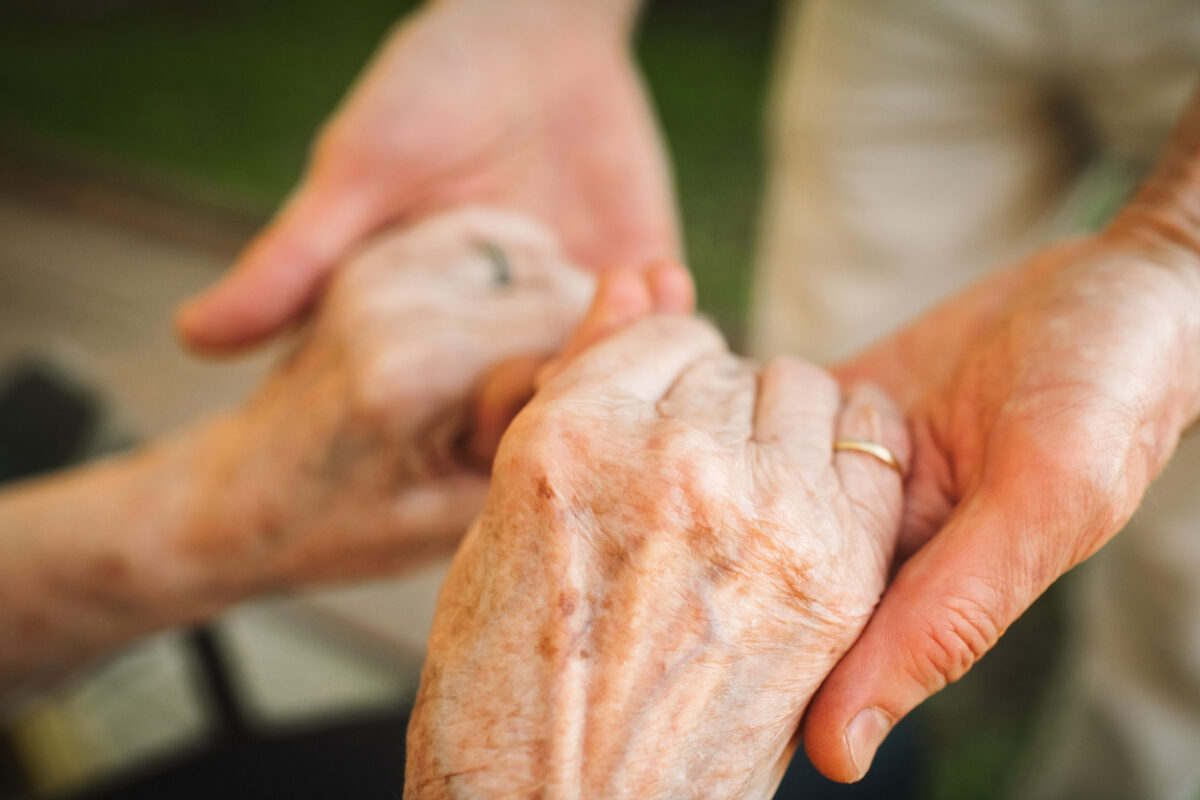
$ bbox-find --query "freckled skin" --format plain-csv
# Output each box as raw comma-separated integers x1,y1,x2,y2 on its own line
406,317,911,799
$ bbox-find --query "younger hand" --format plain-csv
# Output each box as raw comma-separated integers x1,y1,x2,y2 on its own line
803,229,1200,782
176,1,676,353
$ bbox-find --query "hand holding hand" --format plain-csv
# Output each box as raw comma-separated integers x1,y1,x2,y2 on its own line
803,226,1200,781
406,268,909,798
176,0,676,352
186,208,592,587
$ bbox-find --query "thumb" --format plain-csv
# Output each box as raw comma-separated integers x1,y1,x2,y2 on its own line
176,180,385,354
802,491,1055,783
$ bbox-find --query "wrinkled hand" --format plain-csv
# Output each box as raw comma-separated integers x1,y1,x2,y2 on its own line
802,228,1200,781
185,208,592,586
176,0,676,353
405,308,909,798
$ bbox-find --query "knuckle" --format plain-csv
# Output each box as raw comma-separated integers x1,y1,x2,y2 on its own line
1019,415,1135,561
641,315,727,356
646,420,725,502
497,403,592,479
767,356,838,398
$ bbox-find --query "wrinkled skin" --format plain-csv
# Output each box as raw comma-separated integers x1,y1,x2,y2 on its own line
176,0,674,353
185,208,593,587
406,315,910,799
803,228,1200,780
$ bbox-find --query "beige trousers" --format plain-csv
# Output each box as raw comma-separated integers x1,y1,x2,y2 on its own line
750,1,1200,798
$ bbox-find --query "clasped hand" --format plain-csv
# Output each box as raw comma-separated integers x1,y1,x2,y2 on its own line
406,270,909,798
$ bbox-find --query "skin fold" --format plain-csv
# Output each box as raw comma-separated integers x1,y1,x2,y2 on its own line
406,313,910,799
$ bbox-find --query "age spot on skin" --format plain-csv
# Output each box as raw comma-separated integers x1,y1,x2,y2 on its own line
559,588,579,617
89,553,129,584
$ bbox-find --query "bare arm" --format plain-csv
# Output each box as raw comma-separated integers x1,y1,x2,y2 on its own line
0,208,592,699
0,418,246,694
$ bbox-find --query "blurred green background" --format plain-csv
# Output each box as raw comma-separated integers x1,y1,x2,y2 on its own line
0,1,1064,798
0,0,778,341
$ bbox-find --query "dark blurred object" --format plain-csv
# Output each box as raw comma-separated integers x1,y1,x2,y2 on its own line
775,717,917,799
0,360,106,798
68,710,410,800
60,705,906,800
0,362,99,484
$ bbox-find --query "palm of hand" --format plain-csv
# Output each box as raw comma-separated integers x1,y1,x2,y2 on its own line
312,4,676,271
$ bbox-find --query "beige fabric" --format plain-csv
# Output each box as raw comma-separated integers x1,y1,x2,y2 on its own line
751,1,1200,798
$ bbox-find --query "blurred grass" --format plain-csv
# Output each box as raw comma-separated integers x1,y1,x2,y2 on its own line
0,2,1064,798
0,0,776,340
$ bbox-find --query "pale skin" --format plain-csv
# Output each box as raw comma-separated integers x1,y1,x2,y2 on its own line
406,309,909,799
174,0,1200,782
0,208,595,696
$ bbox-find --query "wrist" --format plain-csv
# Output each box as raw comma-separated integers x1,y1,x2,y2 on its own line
1096,225,1200,429
0,421,259,687
172,410,291,602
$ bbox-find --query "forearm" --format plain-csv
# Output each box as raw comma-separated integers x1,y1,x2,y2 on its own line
0,417,251,696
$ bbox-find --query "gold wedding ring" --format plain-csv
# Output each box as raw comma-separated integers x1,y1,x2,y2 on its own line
833,438,904,478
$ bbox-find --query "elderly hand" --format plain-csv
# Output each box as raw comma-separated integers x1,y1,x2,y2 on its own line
801,223,1200,780
175,0,675,353
405,303,910,798
184,208,592,586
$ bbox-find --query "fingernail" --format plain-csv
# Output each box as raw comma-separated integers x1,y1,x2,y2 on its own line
846,707,891,781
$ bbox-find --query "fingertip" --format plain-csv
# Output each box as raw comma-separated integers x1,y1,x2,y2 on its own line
173,283,270,355
802,640,897,784
557,267,653,366
595,267,655,325
175,237,332,354
644,257,695,314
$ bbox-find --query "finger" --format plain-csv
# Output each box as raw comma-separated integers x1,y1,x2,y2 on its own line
657,353,757,444
802,494,1045,783
832,382,910,547
462,354,549,471
538,314,727,406
644,257,695,315
537,259,694,388
538,267,654,387
176,182,385,354
752,356,841,469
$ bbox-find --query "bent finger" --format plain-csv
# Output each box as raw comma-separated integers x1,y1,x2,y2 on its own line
539,314,728,406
